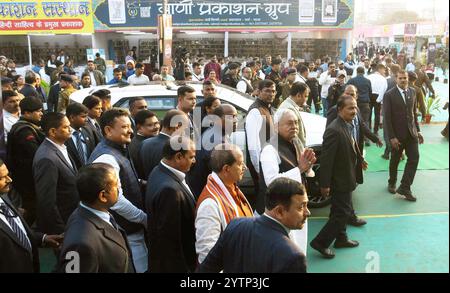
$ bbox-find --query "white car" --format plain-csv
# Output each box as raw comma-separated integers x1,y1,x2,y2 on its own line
70,81,329,207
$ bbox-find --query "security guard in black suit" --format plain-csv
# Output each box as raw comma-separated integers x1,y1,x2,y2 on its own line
6,97,45,225
0,159,63,273
311,95,364,259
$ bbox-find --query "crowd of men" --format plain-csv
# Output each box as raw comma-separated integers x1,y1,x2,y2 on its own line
0,44,446,273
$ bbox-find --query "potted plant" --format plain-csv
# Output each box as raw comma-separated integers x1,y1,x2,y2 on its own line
423,96,441,124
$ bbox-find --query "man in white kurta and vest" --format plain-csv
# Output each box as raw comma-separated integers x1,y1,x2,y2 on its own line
195,144,253,263
259,108,316,254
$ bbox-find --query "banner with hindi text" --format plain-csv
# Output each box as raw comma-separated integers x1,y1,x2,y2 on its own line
0,0,94,35
93,0,354,31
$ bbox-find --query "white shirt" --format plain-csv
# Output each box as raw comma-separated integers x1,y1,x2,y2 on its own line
160,161,195,201
46,138,74,169
260,144,302,186
57,55,65,64
397,86,408,104
405,63,415,72
0,197,32,248
368,72,388,103
236,77,251,94
3,110,19,143
89,71,97,87
296,74,308,84
259,143,308,254
127,73,150,85
92,154,147,228
195,172,244,263
80,202,113,228
245,108,266,174
318,71,336,98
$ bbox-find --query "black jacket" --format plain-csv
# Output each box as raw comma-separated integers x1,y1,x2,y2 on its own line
347,75,372,103
140,133,170,180
0,194,43,273
56,206,135,273
84,118,103,146
128,134,147,180
65,127,95,170
145,163,196,273
383,86,420,142
197,215,307,273
6,118,45,196
320,116,361,193
33,139,79,234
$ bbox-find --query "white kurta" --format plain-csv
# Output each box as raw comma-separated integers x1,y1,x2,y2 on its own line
260,144,308,255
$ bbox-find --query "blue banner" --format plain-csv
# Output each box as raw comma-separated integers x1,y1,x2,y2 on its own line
93,0,354,31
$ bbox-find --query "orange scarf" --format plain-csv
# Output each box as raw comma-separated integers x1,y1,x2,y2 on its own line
196,174,253,225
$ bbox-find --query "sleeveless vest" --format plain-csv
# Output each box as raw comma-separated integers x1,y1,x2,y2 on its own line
257,135,301,214
89,139,144,234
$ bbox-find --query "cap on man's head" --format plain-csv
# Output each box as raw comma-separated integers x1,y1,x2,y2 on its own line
20,96,43,112
338,60,344,65
289,57,297,62
55,60,64,67
60,74,73,82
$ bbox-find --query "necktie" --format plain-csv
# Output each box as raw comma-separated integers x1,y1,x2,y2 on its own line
109,214,119,231
352,118,359,142
74,130,86,165
0,203,32,252
95,123,101,134
403,91,408,104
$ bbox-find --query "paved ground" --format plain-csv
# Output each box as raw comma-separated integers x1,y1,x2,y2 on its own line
307,124,449,273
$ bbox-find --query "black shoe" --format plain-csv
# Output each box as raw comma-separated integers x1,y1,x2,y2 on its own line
365,141,371,147
310,241,335,259
397,188,417,202
388,183,396,194
381,154,390,160
348,217,367,227
334,239,360,249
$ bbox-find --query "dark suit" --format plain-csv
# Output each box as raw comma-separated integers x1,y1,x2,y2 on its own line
312,116,361,248
327,105,380,181
140,133,170,180
33,139,79,234
19,84,42,101
47,83,61,113
84,118,103,146
0,194,43,273
65,127,95,170
56,206,135,273
383,86,420,191
145,163,197,273
129,134,147,180
197,215,307,273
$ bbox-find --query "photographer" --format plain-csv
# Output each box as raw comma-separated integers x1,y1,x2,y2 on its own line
173,47,189,81
327,71,347,109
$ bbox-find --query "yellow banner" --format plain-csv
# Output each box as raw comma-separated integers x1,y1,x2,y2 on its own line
0,0,94,35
